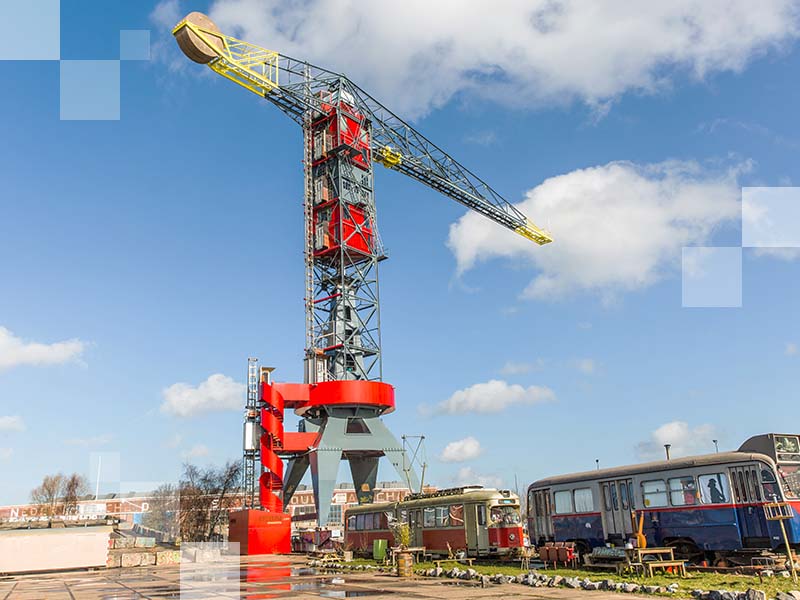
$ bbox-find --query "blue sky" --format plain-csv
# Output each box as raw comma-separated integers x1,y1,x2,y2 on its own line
1,0,800,504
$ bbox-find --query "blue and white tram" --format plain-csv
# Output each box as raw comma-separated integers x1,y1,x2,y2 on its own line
527,433,800,563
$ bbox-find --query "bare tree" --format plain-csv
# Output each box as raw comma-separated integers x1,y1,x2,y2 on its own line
141,483,180,540
63,473,90,516
176,461,242,542
30,473,66,517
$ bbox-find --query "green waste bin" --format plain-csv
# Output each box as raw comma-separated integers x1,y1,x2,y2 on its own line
373,538,388,561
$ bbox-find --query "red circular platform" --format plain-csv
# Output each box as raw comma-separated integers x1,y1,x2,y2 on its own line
294,380,395,417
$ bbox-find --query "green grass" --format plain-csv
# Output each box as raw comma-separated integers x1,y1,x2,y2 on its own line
328,557,800,597
408,560,799,598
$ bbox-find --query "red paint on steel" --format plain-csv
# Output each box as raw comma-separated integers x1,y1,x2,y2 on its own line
259,382,284,512
228,509,291,555
294,380,395,417
421,528,467,554
280,432,318,454
488,526,524,548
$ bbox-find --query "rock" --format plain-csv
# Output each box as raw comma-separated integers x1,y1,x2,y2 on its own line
582,581,600,590
622,583,640,593
550,575,563,587
466,568,477,579
643,585,660,594
667,583,680,593
762,570,774,577
776,593,797,600
515,573,526,584
788,592,800,600
480,575,489,588
783,572,793,578
433,567,443,577
742,590,766,600
719,592,737,600
564,577,581,589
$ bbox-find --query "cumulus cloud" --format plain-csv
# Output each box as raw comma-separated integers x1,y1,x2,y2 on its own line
203,0,799,117
440,437,483,463
436,379,555,415
752,248,800,261
636,421,718,461
454,466,503,489
0,327,85,370
448,160,743,300
161,374,245,417
182,444,210,459
0,416,25,432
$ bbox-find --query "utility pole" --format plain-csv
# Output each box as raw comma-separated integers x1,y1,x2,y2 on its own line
664,444,671,460
713,439,719,453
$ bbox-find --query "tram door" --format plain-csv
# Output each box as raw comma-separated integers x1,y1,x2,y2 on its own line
409,508,424,548
728,466,768,546
601,479,634,541
465,503,489,556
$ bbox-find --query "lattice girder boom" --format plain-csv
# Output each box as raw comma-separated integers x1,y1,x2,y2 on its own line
172,18,553,246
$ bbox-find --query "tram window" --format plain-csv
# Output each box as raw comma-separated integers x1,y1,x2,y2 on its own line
477,504,486,526
602,484,612,511
449,504,465,527
356,514,365,530
399,509,408,524
761,468,780,501
574,488,594,513
668,477,698,506
528,491,536,517
409,510,417,528
746,469,762,502
737,471,749,502
619,482,630,510
554,490,573,514
699,473,729,504
610,483,619,510
491,505,521,525
435,506,449,527
423,507,436,528
364,513,374,530
347,515,356,530
642,480,668,507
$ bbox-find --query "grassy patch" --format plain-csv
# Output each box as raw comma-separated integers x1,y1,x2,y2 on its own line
408,560,800,598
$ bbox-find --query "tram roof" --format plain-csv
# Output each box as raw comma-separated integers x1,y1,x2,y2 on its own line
528,451,774,490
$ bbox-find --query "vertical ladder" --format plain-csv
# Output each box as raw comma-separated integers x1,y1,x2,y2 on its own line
243,357,260,509
302,64,317,384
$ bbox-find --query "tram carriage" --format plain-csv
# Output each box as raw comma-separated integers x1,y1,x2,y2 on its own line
527,433,800,564
345,486,524,557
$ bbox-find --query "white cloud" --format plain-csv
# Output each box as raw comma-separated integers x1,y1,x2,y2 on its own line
454,466,503,489
0,448,12,461
576,358,596,375
204,0,798,118
182,444,210,459
752,247,800,261
440,437,483,463
448,160,743,300
161,374,245,417
786,342,798,356
151,0,182,29
0,416,25,432
66,434,113,447
0,327,85,370
636,421,718,461
499,360,543,376
436,379,555,415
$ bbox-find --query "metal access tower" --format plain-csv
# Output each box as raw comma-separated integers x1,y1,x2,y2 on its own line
173,13,552,531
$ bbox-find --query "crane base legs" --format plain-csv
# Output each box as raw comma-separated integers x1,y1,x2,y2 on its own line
228,509,291,555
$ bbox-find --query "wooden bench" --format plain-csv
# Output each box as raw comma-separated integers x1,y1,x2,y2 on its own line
434,558,475,569
645,560,687,577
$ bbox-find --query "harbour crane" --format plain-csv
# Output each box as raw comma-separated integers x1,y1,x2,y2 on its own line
173,12,552,552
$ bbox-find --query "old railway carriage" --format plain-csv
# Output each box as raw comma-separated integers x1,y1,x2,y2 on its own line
527,433,800,564
345,487,524,557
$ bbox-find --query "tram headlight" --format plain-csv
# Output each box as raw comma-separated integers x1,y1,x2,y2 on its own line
508,533,516,541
